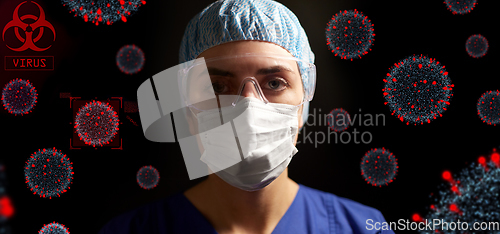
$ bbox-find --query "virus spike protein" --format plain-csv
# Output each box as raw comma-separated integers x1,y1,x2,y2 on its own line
136,165,160,190
444,0,478,15
360,148,398,187
1,78,38,116
74,100,120,147
116,44,145,75
383,54,454,125
477,90,500,126
61,0,146,26
327,108,351,132
24,148,73,199
325,9,375,61
38,221,70,234
419,149,500,234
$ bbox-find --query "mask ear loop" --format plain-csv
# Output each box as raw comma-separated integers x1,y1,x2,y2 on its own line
232,77,269,106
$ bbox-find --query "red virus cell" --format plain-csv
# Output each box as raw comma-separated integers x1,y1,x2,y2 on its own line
62,0,146,26
0,196,14,219
74,100,119,147
38,221,70,234
24,148,73,199
360,148,398,187
477,90,500,126
136,165,159,190
116,44,145,75
466,34,489,58
325,9,375,61
1,78,38,115
444,0,477,14
415,149,500,233
383,55,454,125
327,108,351,132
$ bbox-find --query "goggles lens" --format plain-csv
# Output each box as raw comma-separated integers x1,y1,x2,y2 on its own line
181,54,316,111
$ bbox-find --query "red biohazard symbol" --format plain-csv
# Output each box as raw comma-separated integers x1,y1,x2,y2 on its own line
2,1,56,51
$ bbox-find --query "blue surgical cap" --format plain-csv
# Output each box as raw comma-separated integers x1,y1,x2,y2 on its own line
179,0,315,128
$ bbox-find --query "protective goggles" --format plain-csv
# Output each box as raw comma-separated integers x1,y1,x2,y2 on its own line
179,54,316,111
137,54,315,179
137,54,315,140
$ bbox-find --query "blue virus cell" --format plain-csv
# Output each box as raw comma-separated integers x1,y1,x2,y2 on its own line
444,0,477,15
24,148,73,199
1,78,37,116
327,108,351,132
325,9,375,61
38,221,70,234
417,150,500,234
137,165,159,190
116,44,145,75
61,0,146,25
360,148,398,187
74,100,119,147
466,34,489,58
383,55,454,125
477,90,500,126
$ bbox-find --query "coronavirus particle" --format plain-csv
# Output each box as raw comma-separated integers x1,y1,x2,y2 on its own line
61,0,146,25
477,90,500,126
1,78,37,116
137,165,159,190
466,34,489,58
38,221,70,234
325,9,375,61
444,0,477,15
360,148,398,187
74,100,119,147
116,44,145,75
24,148,73,199
383,55,454,125
327,108,351,132
415,149,500,234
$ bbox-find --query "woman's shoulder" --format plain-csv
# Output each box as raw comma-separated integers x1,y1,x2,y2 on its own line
98,192,187,234
298,184,391,234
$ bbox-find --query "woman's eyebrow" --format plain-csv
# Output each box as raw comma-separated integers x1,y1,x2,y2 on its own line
257,65,295,75
207,67,234,77
207,65,295,77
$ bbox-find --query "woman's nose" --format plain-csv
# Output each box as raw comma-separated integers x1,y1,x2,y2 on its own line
240,80,261,99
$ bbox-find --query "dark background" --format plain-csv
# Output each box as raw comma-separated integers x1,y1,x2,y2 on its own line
0,0,498,233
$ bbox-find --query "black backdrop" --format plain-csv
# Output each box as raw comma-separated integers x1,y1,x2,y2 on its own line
0,0,498,233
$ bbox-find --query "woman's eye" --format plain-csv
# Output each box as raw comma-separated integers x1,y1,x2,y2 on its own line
212,81,227,94
265,78,288,91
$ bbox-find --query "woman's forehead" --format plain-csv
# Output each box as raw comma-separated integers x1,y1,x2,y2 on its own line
197,41,295,59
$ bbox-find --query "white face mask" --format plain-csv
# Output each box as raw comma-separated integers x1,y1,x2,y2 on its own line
196,97,299,191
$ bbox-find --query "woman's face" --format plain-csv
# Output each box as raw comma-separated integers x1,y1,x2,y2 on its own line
193,40,305,130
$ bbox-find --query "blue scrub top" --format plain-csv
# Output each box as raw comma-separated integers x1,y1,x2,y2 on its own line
99,184,394,234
